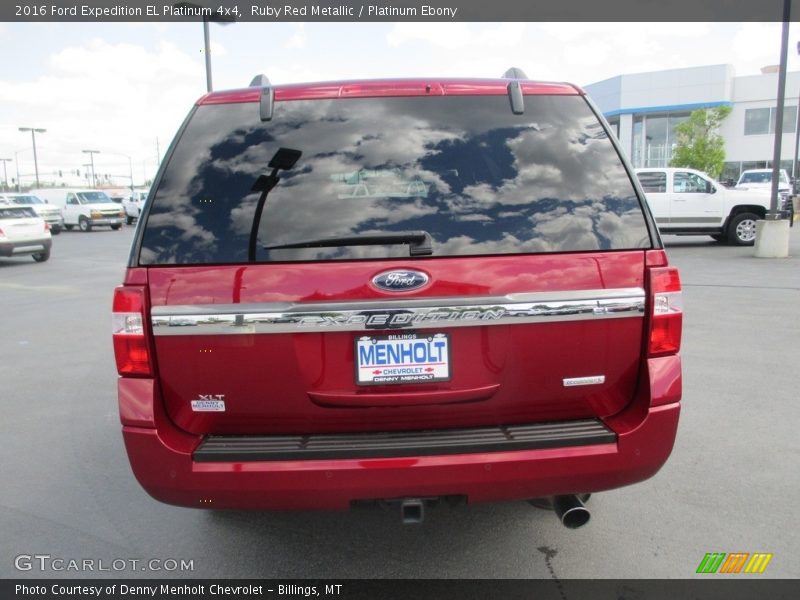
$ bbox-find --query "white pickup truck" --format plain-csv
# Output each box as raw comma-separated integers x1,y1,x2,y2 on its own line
635,167,773,245
735,168,791,194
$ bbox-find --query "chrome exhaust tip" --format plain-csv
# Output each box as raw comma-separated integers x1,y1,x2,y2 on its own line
552,495,591,529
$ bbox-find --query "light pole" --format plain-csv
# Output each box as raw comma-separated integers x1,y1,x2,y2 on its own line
82,149,100,188
126,155,134,199
768,8,790,219
203,17,213,92
14,150,24,192
105,151,136,199
793,41,800,191
0,158,11,192
174,2,235,92
754,0,792,258
18,127,46,188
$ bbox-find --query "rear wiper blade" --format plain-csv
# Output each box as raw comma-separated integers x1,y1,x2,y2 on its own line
265,230,433,257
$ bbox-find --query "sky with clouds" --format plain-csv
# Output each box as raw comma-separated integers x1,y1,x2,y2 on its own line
1,21,799,188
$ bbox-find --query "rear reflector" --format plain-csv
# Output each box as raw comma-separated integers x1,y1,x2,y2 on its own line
112,286,152,377
648,267,682,357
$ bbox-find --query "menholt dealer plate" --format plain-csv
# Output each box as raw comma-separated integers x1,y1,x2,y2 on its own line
355,332,450,385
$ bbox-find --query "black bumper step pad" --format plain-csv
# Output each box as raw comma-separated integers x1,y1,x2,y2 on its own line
193,419,616,462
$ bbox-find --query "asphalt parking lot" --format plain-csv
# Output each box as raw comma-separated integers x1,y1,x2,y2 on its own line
1,225,798,579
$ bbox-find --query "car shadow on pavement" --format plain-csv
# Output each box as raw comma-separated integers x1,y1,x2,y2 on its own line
200,500,557,578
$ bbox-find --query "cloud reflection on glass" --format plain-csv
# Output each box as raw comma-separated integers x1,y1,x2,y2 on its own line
140,95,650,265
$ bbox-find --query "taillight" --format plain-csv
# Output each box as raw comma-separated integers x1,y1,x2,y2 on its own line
648,267,682,357
112,286,152,376
44,222,50,231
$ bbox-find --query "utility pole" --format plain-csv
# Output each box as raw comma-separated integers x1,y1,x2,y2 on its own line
82,149,100,188
754,0,792,257
0,158,11,192
173,2,235,92
18,127,46,188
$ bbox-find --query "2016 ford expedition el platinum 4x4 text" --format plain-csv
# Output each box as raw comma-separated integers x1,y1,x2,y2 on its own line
113,73,682,527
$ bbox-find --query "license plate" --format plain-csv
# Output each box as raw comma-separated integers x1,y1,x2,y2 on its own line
355,333,450,386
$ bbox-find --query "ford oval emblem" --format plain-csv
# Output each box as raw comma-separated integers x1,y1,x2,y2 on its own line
372,270,429,292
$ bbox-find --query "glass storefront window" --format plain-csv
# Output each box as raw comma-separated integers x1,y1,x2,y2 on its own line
775,107,796,133
721,162,740,186
745,106,797,135
607,118,620,139
632,117,643,167
745,108,770,135
644,117,668,167
631,112,691,168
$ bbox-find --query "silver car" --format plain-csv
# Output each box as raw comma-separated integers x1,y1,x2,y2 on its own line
0,193,64,234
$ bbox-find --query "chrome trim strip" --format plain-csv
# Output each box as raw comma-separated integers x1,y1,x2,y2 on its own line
656,217,721,224
151,287,645,336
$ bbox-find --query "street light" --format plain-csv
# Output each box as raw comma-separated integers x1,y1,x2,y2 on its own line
174,2,235,92
82,149,100,188
104,151,136,199
18,127,46,188
0,158,11,192
793,40,800,191
754,0,792,258
14,150,26,192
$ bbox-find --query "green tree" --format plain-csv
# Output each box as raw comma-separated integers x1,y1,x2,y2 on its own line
669,106,732,179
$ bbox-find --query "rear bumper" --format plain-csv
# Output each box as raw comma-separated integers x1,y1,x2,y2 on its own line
42,215,63,228
119,355,682,510
0,237,51,257
91,217,124,226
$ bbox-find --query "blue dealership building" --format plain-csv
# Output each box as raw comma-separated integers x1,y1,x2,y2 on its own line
586,64,800,182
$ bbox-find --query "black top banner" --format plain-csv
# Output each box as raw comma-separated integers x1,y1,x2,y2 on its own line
3,0,798,22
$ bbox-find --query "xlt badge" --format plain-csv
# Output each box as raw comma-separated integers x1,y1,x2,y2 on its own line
372,269,429,292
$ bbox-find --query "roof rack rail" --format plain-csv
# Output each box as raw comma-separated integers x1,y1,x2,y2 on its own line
502,68,526,116
249,74,274,122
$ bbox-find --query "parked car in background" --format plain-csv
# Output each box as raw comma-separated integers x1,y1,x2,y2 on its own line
0,193,64,234
735,168,790,194
106,189,130,204
0,205,51,262
635,167,773,245
30,188,125,232
735,168,793,223
122,189,149,225
113,74,683,526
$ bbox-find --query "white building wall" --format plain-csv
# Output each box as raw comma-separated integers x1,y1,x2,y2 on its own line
585,76,622,115
721,72,800,163
586,65,800,170
617,64,733,111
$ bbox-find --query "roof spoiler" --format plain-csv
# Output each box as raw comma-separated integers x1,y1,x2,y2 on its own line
502,68,527,116
250,74,274,122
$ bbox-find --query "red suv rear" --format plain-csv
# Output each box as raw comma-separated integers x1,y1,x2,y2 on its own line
113,74,681,525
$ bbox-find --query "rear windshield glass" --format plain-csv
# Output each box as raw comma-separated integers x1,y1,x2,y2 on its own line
139,95,650,265
12,195,44,205
0,207,36,219
738,171,788,185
